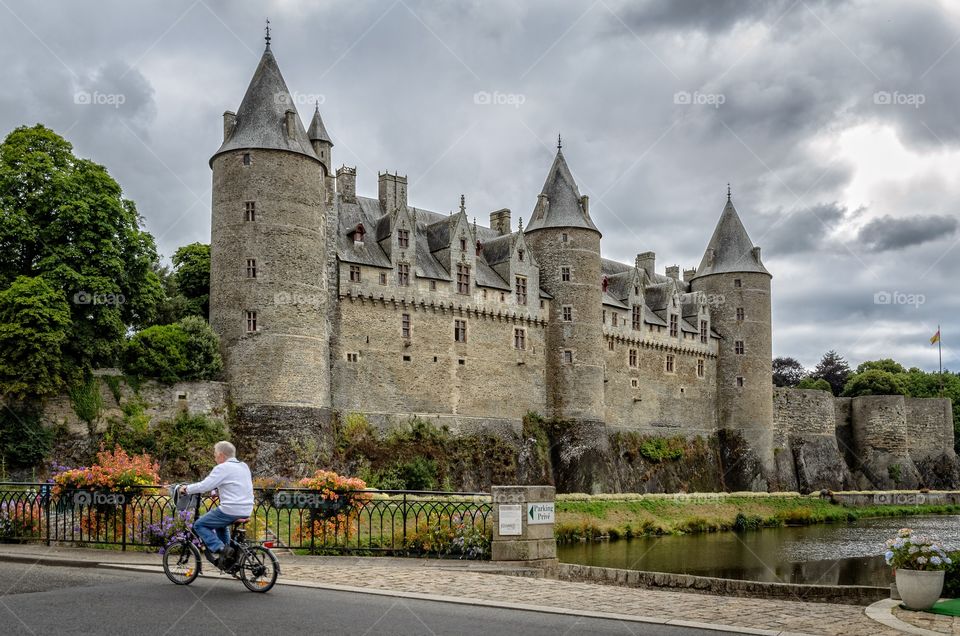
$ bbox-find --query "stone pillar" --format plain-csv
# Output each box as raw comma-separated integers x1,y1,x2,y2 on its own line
491,485,557,569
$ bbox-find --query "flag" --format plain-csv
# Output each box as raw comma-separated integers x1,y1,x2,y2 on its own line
931,329,941,345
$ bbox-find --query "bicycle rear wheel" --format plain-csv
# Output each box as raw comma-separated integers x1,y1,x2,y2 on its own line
163,540,201,585
239,545,279,592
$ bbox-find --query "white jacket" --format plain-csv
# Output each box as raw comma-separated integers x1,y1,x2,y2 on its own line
186,458,254,517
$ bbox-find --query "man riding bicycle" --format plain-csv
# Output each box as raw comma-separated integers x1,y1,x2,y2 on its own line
179,441,253,567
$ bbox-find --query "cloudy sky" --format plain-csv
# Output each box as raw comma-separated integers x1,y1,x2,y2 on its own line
2,0,959,372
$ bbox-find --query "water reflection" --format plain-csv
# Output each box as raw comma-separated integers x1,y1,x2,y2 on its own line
557,515,960,586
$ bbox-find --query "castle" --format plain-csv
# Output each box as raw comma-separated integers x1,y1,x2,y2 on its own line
207,37,957,492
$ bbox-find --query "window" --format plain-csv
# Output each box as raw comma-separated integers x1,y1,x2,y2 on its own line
700,320,708,344
397,263,410,286
402,355,411,362
401,313,410,339
669,314,678,337
454,319,467,343
634,286,639,295
456,263,470,294
379,272,387,285
734,278,742,288
736,307,745,321
242,153,251,166
346,352,358,362
665,354,675,373
349,265,361,282
736,376,745,387
561,266,571,282
515,276,527,305
697,359,705,378
631,378,639,388
459,238,467,251
602,310,606,324
246,258,257,278
245,311,257,333
518,249,524,262
561,233,568,243
632,305,642,330
514,328,526,350
562,306,572,322
397,229,410,249
500,292,505,302
430,280,437,291
612,312,618,327
563,350,573,364
244,201,256,222
629,349,637,367
735,340,745,355
608,340,614,351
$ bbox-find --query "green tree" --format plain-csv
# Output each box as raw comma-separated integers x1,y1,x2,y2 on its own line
841,369,907,397
772,357,806,387
812,350,851,395
172,243,210,319
179,316,222,380
0,125,164,371
856,359,906,375
150,262,190,326
797,377,832,392
0,276,71,398
122,317,222,384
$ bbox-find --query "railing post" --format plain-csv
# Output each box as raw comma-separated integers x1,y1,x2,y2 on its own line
121,498,127,551
45,486,51,547
402,492,407,547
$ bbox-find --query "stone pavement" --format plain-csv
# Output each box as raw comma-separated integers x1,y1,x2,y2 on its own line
0,545,908,636
893,605,960,635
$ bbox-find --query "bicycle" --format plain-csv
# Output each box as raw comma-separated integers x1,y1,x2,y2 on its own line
161,484,280,593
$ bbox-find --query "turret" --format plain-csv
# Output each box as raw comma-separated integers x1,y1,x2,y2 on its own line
690,189,773,490
208,34,330,411
524,144,604,423
307,103,333,175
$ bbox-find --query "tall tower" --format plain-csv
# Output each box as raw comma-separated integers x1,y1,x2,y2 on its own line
524,145,604,423
690,191,774,490
209,36,330,417
307,103,334,200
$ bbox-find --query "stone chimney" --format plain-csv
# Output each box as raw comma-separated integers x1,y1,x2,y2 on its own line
337,166,357,203
222,111,236,141
379,171,408,214
665,265,680,280
683,268,697,282
751,246,762,264
636,251,656,277
490,209,512,236
284,110,297,140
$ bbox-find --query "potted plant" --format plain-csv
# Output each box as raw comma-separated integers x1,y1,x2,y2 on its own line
885,528,952,610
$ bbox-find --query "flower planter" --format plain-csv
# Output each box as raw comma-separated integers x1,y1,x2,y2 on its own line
896,569,944,610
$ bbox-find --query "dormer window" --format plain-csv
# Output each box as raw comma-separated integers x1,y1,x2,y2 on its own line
669,314,678,337
397,229,409,249
353,223,366,243
476,240,483,256
601,275,608,292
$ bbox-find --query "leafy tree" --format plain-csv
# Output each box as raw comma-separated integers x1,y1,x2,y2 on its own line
179,316,222,380
811,350,851,395
122,317,222,384
856,359,906,375
0,125,164,371
797,377,832,392
172,243,210,319
0,276,71,399
150,263,190,326
841,369,907,397
772,357,806,387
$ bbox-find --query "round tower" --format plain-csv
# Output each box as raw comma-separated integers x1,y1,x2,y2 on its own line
209,38,330,411
524,146,604,423
690,191,774,490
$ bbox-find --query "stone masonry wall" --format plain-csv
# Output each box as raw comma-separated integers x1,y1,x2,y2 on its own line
905,397,954,459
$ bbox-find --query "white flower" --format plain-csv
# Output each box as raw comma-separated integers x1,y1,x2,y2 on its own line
917,556,928,565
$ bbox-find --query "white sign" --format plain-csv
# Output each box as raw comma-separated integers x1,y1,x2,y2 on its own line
527,502,555,524
498,504,522,536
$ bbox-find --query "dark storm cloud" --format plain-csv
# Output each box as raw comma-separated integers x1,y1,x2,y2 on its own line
608,0,833,35
757,202,853,255
857,214,959,251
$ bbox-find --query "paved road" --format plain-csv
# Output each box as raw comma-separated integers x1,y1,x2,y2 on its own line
0,562,732,635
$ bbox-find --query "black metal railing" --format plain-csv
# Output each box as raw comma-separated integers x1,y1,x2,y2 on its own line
0,483,493,559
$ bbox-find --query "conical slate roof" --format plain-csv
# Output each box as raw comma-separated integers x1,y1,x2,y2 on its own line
524,149,599,233
211,45,319,165
307,104,332,145
693,197,770,278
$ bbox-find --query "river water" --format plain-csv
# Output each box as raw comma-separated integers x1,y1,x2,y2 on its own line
557,515,960,586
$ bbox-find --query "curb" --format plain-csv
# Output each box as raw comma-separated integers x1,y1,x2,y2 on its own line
865,598,942,635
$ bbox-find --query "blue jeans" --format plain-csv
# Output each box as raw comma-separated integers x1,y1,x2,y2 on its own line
193,508,245,553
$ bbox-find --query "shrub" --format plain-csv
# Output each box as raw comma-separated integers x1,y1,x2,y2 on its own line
69,376,103,424
944,551,960,598
154,412,226,478
396,457,438,491
796,377,832,391
638,437,685,462
122,317,222,384
842,369,907,397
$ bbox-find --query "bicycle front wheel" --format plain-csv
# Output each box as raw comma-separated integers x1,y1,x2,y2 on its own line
163,540,201,585
239,546,279,593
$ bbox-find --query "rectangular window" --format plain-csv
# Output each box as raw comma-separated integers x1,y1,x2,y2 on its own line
246,258,257,278
632,305,642,330
456,264,470,294
735,340,745,355
514,328,526,350
669,314,678,337
561,233,568,243
737,376,745,387
602,310,606,324
430,280,437,291
397,263,410,286
397,229,410,248
697,358,705,378
244,201,256,222
242,153,251,166
665,354,675,373
734,278,742,288
515,276,527,305
401,313,410,339
379,272,387,285
346,352,358,362
459,238,467,251
629,349,637,367
245,311,257,333
700,320,708,344
562,306,572,322
612,312,617,327
736,307,745,321
631,378,639,388
563,350,573,364
454,319,467,343
349,265,361,282
608,340,614,351
561,266,571,282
